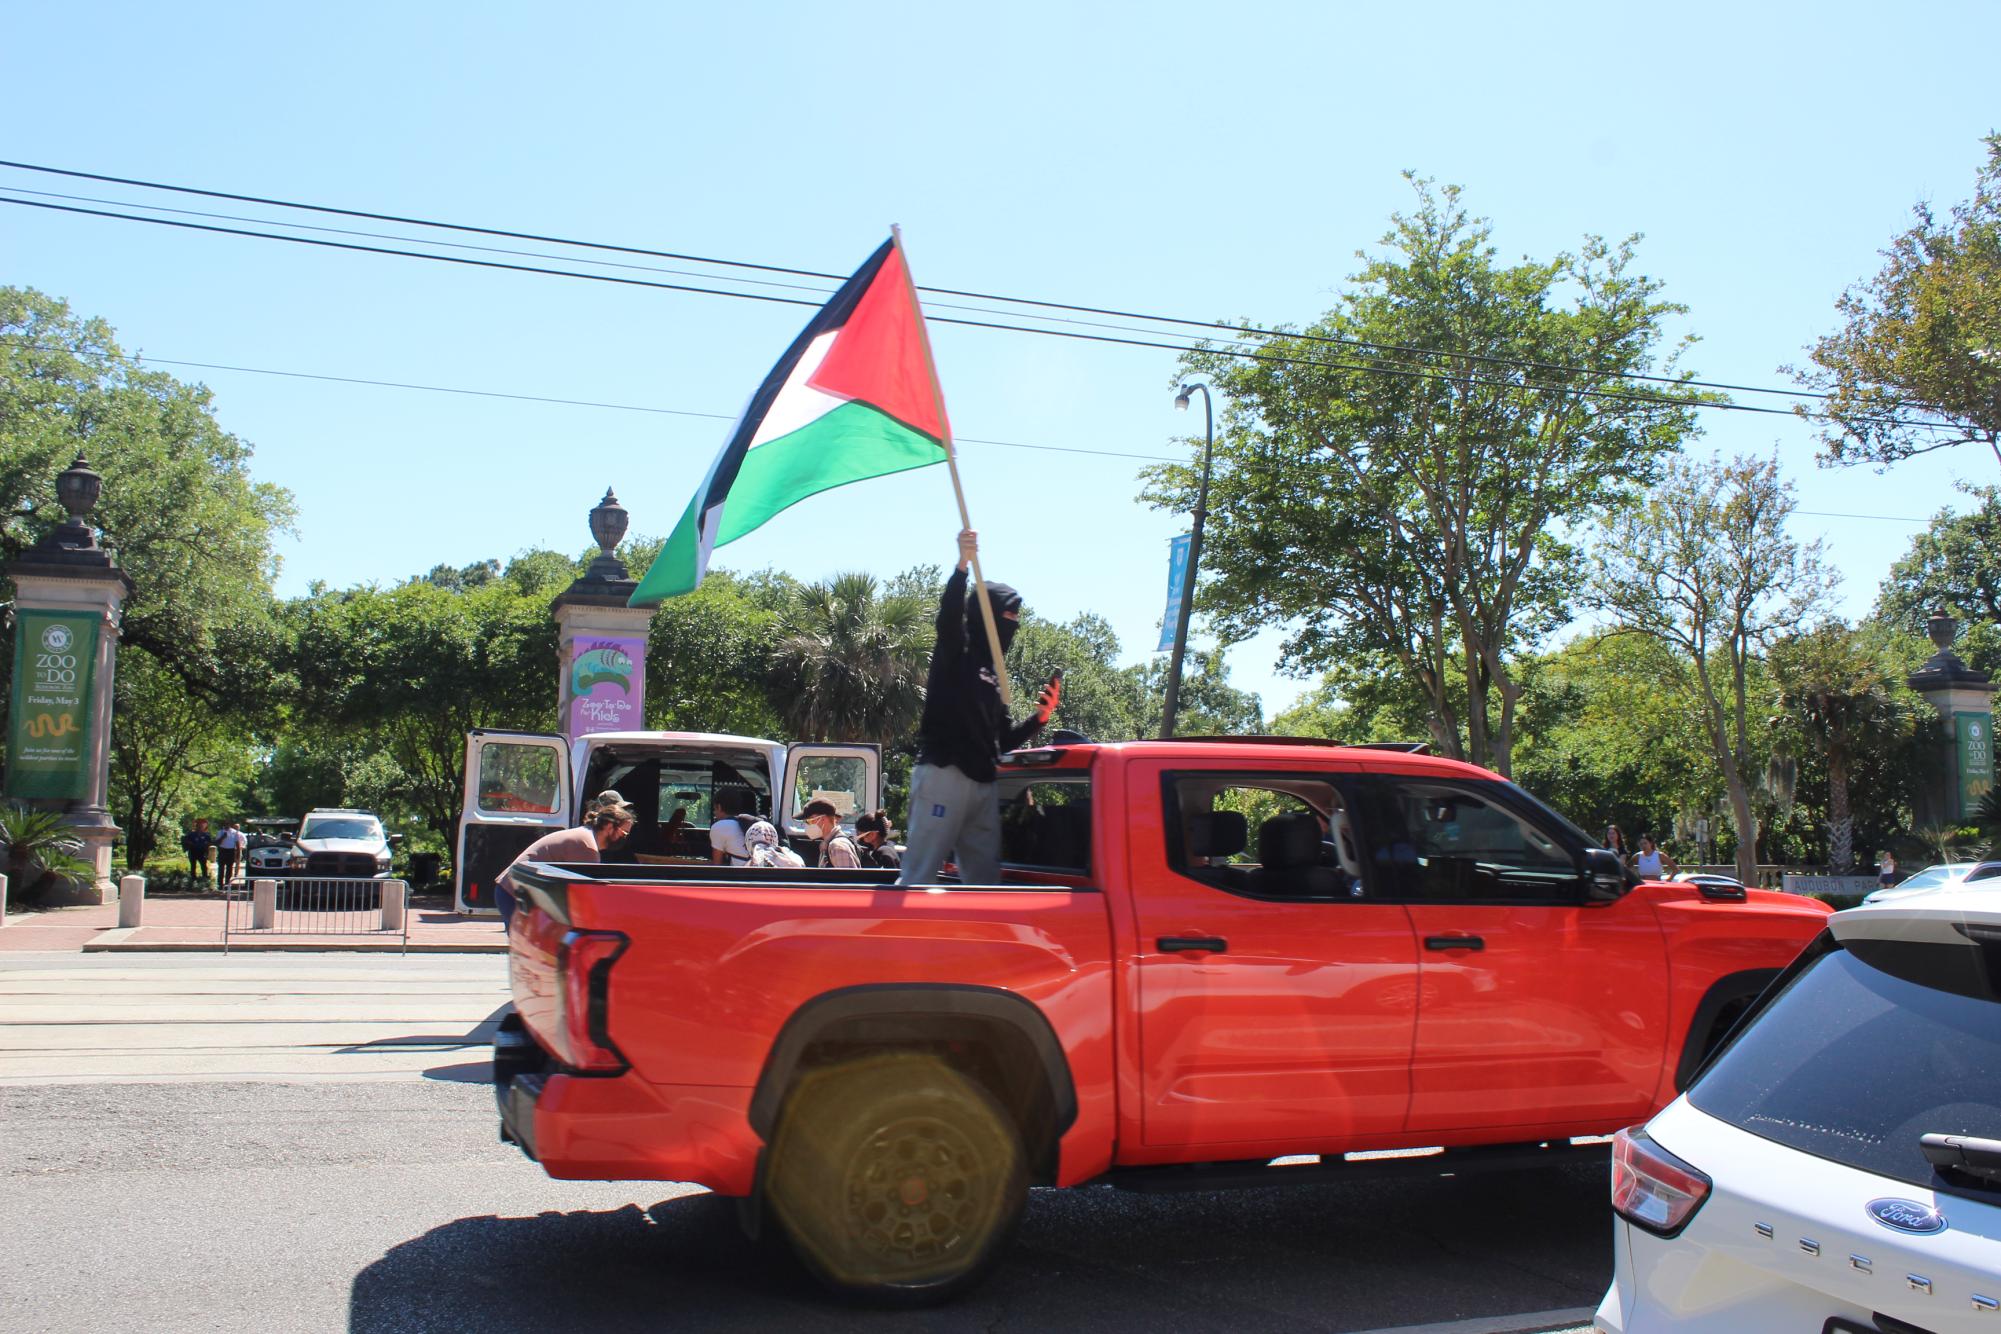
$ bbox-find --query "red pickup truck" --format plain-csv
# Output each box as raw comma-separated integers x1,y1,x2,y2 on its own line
492,737,1830,1304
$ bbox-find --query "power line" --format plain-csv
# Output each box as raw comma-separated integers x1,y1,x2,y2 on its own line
6,191,1930,430
0,334,1940,517
0,186,1338,345
0,156,1847,405
0,337,1175,462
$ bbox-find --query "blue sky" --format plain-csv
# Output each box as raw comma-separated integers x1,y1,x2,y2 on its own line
5,2,1998,717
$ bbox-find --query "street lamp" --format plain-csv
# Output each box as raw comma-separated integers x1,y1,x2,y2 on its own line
1160,382,1214,738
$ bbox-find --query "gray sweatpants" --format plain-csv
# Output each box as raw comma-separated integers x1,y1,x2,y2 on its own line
895,763,1002,886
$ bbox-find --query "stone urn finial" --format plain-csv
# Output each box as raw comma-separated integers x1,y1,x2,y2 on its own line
28,452,107,555
1927,610,1960,653
578,487,632,585
589,488,628,557
56,453,103,525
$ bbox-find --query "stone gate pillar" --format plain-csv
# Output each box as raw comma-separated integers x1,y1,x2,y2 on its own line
4,455,134,902
1907,611,1997,826
551,489,650,742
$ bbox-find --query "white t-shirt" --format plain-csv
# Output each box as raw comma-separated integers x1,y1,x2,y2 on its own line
1633,849,1665,878
217,829,246,850
710,817,750,865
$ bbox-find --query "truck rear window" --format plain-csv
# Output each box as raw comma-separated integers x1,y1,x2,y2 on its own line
1686,931,2001,1195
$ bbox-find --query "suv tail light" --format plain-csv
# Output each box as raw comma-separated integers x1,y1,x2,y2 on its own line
1612,1126,1711,1237
552,929,629,1073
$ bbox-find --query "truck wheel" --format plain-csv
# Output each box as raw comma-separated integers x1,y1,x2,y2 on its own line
764,1051,1026,1306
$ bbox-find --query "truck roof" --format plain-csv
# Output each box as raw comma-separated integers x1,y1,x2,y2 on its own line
566,730,782,749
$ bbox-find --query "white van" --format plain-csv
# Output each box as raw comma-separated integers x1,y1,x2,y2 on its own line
453,729,880,915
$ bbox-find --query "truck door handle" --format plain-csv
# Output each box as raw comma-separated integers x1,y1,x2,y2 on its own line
1424,935,1485,952
1157,936,1228,954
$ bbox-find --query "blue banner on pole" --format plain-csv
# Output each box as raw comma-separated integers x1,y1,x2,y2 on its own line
1157,533,1192,652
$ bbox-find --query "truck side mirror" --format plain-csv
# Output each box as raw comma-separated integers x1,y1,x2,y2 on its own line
1583,847,1630,902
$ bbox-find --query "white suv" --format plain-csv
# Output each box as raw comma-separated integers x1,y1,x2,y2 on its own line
1597,890,2001,1332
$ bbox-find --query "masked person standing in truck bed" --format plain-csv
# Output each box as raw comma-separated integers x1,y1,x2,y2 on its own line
896,530,1059,887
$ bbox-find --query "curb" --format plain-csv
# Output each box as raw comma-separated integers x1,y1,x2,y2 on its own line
80,939,509,954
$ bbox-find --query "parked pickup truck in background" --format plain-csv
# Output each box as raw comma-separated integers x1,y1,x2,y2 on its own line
489,736,1832,1304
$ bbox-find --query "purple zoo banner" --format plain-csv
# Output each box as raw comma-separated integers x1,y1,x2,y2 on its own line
566,635,645,737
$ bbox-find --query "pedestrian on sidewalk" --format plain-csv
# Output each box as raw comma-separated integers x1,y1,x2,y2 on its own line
214,819,245,885
496,791,635,929
182,818,214,883
1629,833,1678,880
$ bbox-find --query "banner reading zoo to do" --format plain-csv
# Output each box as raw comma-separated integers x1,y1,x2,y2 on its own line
7,610,100,800
566,635,645,737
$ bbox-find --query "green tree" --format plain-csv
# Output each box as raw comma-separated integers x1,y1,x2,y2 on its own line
767,571,930,745
1795,135,2001,469
1874,483,2001,676
1128,649,1263,738
1510,633,1728,852
0,288,294,693
286,553,569,847
1770,622,1929,871
1005,611,1147,743
108,654,255,867
1143,179,1705,774
1269,652,1445,746
1588,453,1836,880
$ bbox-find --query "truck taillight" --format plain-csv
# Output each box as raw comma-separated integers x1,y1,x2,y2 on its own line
553,929,629,1073
1611,1126,1711,1237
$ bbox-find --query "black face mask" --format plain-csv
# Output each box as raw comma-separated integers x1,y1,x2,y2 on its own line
968,581,1022,661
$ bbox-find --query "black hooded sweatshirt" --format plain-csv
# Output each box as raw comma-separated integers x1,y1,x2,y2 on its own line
916,568,1045,783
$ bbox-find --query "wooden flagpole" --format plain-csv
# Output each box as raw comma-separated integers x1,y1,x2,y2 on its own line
890,224,1013,707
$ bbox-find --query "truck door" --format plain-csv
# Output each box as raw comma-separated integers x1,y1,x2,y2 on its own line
1352,771,1670,1133
454,730,573,915
1129,761,1420,1153
778,743,882,839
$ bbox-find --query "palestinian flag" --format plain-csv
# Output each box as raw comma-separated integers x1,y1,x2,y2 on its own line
630,237,950,604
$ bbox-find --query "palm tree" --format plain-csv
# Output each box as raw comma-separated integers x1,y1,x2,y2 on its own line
1773,623,1922,873
767,572,931,746
0,803,94,907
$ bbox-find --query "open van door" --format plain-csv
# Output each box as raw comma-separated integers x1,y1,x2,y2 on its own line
455,730,572,915
779,743,882,838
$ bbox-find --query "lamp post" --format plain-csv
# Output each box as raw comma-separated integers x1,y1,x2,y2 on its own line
1160,382,1214,738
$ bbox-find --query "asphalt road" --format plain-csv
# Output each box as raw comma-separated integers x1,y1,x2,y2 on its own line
0,954,1605,1333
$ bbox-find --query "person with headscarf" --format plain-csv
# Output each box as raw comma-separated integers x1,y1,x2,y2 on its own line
896,530,1060,886
742,818,805,868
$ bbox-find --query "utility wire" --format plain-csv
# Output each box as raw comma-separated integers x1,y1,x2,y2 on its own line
0,157,1845,404
5,192,1940,431
0,337,1174,462
0,186,1341,344
0,334,1936,518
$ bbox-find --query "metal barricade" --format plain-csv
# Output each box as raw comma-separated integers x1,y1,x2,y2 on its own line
223,878,411,954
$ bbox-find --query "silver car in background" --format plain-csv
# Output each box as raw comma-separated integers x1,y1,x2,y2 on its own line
1862,860,2001,905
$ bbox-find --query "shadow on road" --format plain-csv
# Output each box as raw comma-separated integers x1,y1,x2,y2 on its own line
348,1165,1609,1332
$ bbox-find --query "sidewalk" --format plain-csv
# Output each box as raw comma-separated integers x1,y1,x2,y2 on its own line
0,892,506,953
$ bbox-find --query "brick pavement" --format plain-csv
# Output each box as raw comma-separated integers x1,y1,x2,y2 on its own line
0,892,504,952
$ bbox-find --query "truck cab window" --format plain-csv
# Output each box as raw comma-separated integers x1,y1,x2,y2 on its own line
1362,779,1580,902
1164,775,1365,900
997,776,1092,872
